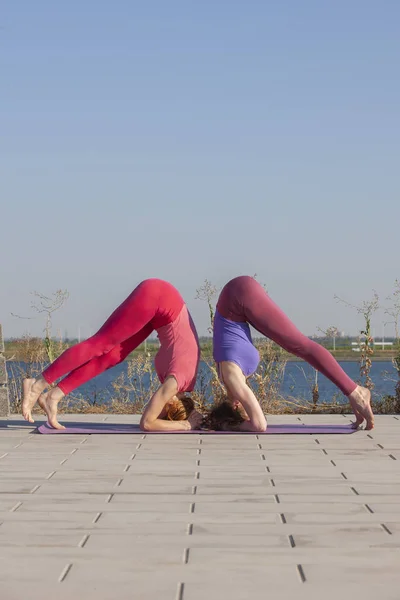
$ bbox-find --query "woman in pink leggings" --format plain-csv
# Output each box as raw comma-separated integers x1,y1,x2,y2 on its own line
22,279,202,431
213,276,374,431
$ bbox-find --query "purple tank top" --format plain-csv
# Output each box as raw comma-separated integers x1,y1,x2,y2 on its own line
213,310,260,377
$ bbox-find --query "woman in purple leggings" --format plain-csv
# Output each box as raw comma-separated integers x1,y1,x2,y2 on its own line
213,276,374,431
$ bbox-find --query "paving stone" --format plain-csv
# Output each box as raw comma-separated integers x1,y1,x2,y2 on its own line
178,568,301,600
106,485,195,495
193,501,277,513
302,564,400,584
83,532,290,548
368,503,400,513
378,523,400,534
0,481,42,493
95,511,282,526
34,481,126,493
292,529,399,548
187,472,273,483
1,414,400,599
268,502,368,514
0,471,58,479
348,484,400,494
187,546,400,566
276,494,400,503
0,545,185,562
61,574,182,600
0,510,101,524
265,484,355,494
0,522,94,534
19,501,193,513
0,532,84,547
0,557,68,583
285,512,400,524
188,522,387,536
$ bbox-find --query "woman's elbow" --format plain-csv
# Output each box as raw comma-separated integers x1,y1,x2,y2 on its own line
250,419,267,433
139,417,152,431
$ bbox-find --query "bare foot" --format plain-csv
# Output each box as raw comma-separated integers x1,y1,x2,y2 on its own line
348,386,374,430
42,387,66,430
351,406,365,429
22,378,48,423
351,414,364,429
37,393,47,412
348,394,365,429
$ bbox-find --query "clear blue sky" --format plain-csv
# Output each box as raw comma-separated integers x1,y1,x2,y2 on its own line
2,1,399,339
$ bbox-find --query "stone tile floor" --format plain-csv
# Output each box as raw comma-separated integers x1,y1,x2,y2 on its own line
1,413,400,599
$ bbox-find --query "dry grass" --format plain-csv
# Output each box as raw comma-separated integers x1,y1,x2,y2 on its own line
6,332,400,417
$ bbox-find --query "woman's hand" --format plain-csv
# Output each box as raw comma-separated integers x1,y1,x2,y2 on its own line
186,410,204,430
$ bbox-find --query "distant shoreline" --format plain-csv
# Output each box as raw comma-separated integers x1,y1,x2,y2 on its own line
4,353,396,363
4,339,397,363
281,355,396,362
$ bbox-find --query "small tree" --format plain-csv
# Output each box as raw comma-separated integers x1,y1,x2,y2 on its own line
385,280,400,402
30,290,70,363
11,289,69,363
311,369,320,410
335,291,379,390
385,279,400,344
10,289,69,411
318,325,340,351
195,280,218,334
195,279,225,401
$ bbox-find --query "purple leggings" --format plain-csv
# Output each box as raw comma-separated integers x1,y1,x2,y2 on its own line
216,276,357,396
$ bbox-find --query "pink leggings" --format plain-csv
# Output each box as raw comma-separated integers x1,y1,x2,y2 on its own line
42,279,183,395
217,276,357,396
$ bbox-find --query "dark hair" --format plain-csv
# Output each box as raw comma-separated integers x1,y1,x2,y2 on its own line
204,401,247,431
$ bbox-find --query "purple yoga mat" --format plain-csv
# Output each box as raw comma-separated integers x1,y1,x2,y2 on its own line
37,422,356,435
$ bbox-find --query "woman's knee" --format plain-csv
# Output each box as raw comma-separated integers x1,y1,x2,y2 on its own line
100,345,122,367
280,334,311,357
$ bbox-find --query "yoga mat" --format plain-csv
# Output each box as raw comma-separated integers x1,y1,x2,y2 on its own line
37,422,356,435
